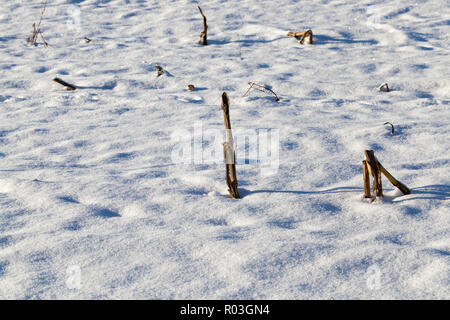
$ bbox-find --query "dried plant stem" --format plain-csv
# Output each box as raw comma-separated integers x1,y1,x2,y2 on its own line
243,82,280,102
221,92,240,199
384,122,395,134
362,150,412,199
53,77,77,91
155,65,164,77
364,150,383,198
288,29,313,44
198,6,208,45
379,83,390,92
377,162,411,195
363,160,371,198
28,0,49,47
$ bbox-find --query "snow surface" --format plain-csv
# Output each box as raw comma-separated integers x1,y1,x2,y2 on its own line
0,0,449,299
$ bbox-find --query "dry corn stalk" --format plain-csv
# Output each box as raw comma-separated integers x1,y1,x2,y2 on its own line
377,162,411,195
362,149,412,200
221,92,240,199
364,150,383,198
379,83,390,92
362,160,371,198
288,29,313,44
198,6,208,45
155,65,164,77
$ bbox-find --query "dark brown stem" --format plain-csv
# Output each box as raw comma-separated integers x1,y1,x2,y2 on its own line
221,92,240,199
155,65,164,77
383,122,394,134
53,77,77,90
377,162,411,195
364,150,383,198
379,83,390,92
198,6,208,45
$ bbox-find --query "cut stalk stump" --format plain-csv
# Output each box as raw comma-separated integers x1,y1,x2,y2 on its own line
364,150,383,198
221,92,240,199
155,65,164,77
288,29,313,44
363,160,371,198
362,149,411,200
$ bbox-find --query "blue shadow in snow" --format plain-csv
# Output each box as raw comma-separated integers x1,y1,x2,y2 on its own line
239,186,363,198
57,196,79,204
314,34,378,45
0,236,11,248
0,261,9,276
395,185,450,202
93,207,121,218
207,36,285,46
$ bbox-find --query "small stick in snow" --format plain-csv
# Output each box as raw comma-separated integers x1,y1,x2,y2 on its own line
384,122,395,134
288,29,313,44
362,160,372,198
379,83,390,92
155,65,164,77
243,82,280,102
198,6,208,45
53,77,77,91
84,37,92,43
364,150,383,198
221,92,240,199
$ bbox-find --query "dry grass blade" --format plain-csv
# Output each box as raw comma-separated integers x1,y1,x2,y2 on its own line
243,82,280,102
28,0,49,47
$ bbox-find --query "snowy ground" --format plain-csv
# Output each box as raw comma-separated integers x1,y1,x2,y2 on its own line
0,0,449,299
